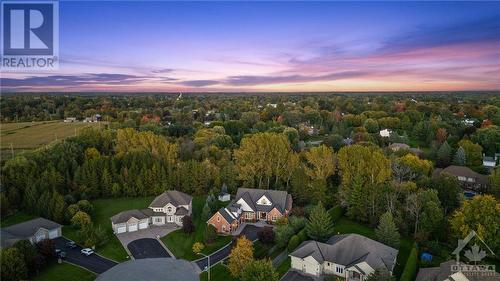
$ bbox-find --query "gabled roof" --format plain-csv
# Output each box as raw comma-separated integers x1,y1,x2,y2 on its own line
111,209,149,224
437,166,489,185
149,190,192,208
175,206,189,216
1,218,61,238
235,188,291,213
416,260,499,281
290,234,398,272
217,207,239,224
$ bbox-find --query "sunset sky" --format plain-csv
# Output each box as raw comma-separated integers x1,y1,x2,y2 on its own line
2,1,500,92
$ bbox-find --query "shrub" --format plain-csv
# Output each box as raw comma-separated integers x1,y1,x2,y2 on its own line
71,211,92,229
275,225,294,248
192,242,205,254
287,235,301,252
328,205,344,222
204,224,217,244
36,239,55,260
400,243,419,281
275,216,288,226
297,229,307,241
77,200,93,214
257,227,275,244
289,216,307,233
182,216,195,234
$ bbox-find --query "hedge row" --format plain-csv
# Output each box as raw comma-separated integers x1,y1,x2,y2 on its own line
287,228,308,252
400,243,419,281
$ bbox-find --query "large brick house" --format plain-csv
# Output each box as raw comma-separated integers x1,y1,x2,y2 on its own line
207,188,292,234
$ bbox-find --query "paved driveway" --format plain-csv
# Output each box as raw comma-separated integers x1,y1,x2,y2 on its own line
127,238,170,259
195,224,264,270
115,225,177,258
54,237,118,274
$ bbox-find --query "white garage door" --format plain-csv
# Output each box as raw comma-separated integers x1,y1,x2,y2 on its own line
116,226,127,234
35,232,47,242
139,221,148,229
48,228,59,239
128,223,138,232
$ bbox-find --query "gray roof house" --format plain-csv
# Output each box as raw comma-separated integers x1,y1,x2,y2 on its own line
416,260,499,281
434,165,489,192
111,190,192,234
288,234,398,280
1,217,62,248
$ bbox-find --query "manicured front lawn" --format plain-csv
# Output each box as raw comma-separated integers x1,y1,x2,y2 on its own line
1,211,37,227
34,262,96,281
200,263,237,281
161,196,233,260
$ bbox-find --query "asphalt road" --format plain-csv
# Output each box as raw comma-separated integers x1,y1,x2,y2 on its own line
54,237,118,274
127,238,170,259
195,225,262,270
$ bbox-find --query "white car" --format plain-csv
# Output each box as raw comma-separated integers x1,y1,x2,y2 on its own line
80,248,94,256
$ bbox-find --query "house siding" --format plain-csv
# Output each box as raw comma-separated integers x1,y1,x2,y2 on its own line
207,212,232,234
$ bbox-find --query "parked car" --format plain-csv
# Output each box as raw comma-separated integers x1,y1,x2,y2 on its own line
81,248,94,256
66,241,77,249
55,249,66,259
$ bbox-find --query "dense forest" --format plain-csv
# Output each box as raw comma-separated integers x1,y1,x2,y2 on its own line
1,92,499,259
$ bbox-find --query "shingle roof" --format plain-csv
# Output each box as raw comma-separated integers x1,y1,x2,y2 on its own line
217,207,238,223
111,210,149,224
175,206,189,216
290,234,398,272
438,165,489,185
235,188,291,213
1,218,61,238
416,260,499,281
149,190,192,208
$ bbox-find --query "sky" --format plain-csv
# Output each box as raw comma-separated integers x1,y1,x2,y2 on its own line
1,1,500,92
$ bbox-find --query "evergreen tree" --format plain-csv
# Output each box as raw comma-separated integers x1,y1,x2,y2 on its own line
201,202,212,223
453,147,466,166
375,212,400,248
437,141,452,167
306,201,333,242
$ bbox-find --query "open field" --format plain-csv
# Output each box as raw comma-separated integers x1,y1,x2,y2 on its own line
1,121,103,150
33,262,96,281
161,196,233,261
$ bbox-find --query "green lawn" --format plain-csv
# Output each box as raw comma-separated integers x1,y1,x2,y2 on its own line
276,257,291,278
34,262,95,281
0,211,37,227
161,196,233,261
334,217,412,280
200,262,237,281
85,196,154,262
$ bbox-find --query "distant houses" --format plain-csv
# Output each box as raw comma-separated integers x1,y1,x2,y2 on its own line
433,165,489,192
1,218,62,248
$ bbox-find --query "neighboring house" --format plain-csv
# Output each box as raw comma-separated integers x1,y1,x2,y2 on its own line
1,218,62,248
218,183,231,202
111,190,192,234
208,188,292,234
289,234,398,281
64,117,77,123
379,129,392,137
416,260,499,281
434,165,489,192
388,143,410,151
483,153,499,172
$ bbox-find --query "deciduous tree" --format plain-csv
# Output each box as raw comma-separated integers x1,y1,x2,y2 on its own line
228,236,254,277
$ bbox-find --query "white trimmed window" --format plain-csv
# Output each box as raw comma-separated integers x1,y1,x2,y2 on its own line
217,216,220,222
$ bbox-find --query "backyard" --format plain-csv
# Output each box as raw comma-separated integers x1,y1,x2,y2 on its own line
161,196,233,261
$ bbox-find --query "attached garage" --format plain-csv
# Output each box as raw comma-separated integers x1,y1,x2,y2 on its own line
128,223,138,232
48,227,61,239
139,221,148,229
116,225,127,234
35,231,48,242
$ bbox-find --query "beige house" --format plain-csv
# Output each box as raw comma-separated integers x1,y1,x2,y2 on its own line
1,218,62,248
289,234,398,281
111,190,192,234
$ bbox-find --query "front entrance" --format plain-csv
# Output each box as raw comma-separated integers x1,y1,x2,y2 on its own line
259,212,267,220
167,216,174,223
